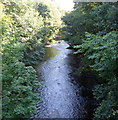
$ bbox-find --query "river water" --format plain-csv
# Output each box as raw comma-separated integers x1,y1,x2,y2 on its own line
35,40,90,119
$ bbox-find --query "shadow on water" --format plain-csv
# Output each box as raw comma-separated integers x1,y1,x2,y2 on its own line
35,40,95,119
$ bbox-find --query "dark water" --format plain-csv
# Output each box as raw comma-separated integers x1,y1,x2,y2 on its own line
35,40,88,119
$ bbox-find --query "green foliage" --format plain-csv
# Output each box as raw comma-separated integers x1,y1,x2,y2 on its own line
34,0,62,42
92,3,118,35
22,44,45,66
62,2,118,120
1,8,39,118
1,0,62,118
62,3,118,45
61,3,96,45
75,31,118,76
2,62,39,118
93,77,118,120
37,2,51,19
75,31,118,119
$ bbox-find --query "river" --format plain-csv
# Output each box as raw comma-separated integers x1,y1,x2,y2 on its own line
35,40,94,119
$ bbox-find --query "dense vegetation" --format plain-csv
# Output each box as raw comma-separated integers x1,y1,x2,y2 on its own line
1,0,118,119
62,2,118,120
1,0,62,118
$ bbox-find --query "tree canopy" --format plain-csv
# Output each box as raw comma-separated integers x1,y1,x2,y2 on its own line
1,0,62,118
1,0,118,119
62,2,118,120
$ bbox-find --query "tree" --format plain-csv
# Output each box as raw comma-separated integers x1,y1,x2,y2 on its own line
62,2,118,120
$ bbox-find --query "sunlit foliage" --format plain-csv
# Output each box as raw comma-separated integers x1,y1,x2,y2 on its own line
1,0,62,118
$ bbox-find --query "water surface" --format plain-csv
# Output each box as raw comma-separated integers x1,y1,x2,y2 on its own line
35,40,86,118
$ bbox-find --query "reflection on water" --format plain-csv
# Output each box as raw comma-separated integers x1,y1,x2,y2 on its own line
44,47,59,61
35,40,86,119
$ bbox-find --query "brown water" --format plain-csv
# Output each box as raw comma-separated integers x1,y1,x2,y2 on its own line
35,40,89,119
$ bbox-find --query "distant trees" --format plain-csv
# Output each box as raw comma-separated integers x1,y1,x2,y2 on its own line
62,2,118,45
1,0,62,118
62,2,118,120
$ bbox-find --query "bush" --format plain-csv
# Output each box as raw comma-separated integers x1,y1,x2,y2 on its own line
74,31,118,120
